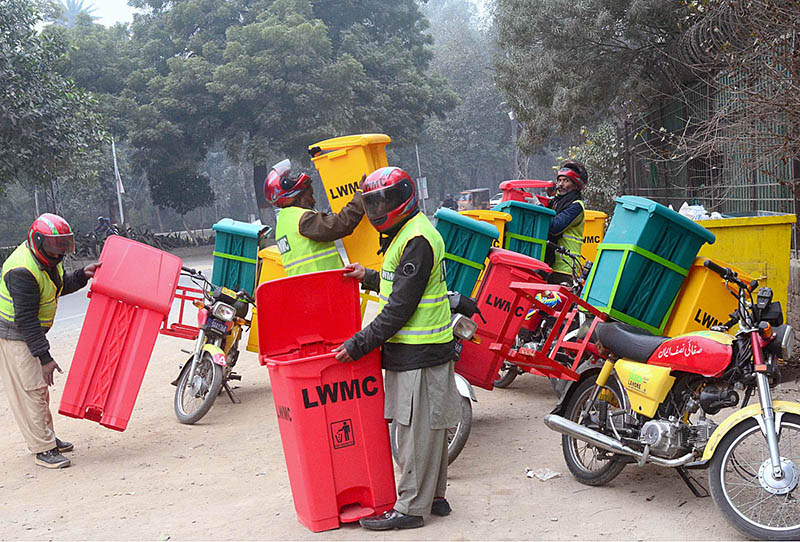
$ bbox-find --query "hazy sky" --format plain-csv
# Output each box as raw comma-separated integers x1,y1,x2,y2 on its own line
91,0,140,26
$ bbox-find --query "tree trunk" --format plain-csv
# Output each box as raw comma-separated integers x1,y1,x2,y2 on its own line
155,205,165,233
180,215,198,245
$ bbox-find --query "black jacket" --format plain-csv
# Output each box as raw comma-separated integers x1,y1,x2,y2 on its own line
0,250,88,364
343,235,455,371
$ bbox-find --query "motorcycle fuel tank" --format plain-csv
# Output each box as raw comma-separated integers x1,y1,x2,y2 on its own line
648,330,733,377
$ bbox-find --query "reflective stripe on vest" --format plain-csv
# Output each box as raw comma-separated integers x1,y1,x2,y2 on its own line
0,243,63,328
274,206,344,276
378,213,453,345
553,200,585,274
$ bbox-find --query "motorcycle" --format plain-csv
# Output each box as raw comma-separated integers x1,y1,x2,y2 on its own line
390,292,482,465
494,241,593,388
171,266,256,424
545,259,799,540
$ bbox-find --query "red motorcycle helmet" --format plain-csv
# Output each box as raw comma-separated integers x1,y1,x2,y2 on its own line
264,159,312,208
27,213,75,267
361,167,418,233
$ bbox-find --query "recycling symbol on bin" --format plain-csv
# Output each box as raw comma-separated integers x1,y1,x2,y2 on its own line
331,419,355,449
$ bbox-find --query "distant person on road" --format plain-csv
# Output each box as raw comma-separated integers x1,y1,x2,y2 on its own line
334,167,460,531
0,214,100,469
265,159,365,276
440,193,457,211
545,160,587,284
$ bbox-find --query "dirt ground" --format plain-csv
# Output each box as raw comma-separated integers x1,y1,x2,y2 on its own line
1,252,795,540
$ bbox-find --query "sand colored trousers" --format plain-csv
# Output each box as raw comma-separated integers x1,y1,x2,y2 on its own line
0,338,56,453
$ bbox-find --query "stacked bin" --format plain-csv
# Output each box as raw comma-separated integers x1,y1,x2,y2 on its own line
664,257,754,337
211,219,270,296
697,212,796,312
582,210,607,263
493,200,556,260
434,207,499,296
582,196,716,335
256,270,396,532
459,209,513,296
247,245,287,353
309,133,390,271
456,248,551,390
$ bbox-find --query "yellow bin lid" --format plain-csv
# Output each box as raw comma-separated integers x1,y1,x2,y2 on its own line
460,210,512,223
585,210,608,220
310,133,391,152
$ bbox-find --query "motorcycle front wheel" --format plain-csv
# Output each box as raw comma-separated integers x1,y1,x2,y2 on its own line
709,414,800,540
562,377,626,486
174,352,224,425
390,395,473,466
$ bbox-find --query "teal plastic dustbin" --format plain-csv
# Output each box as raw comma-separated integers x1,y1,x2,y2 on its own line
582,196,715,334
434,208,499,296
211,219,271,296
492,200,556,260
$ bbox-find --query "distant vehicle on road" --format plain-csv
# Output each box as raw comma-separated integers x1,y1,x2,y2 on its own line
489,192,502,207
457,188,491,211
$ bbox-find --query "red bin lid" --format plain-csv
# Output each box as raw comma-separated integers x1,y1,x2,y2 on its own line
487,247,552,274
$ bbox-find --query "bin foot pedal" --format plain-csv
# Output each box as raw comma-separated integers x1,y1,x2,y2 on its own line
222,382,241,404
339,503,376,523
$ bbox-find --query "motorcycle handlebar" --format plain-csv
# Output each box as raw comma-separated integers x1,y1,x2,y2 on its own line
181,265,197,275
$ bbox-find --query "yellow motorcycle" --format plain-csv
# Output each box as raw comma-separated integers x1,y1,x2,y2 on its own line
545,260,799,540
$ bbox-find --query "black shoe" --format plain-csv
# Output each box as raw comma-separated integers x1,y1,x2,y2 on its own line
56,438,74,453
34,448,71,469
359,509,423,530
431,498,451,517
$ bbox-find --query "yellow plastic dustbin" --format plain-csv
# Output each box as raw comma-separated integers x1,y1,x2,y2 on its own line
697,213,796,311
664,257,754,337
460,209,512,296
247,246,287,353
309,134,391,271
582,210,607,263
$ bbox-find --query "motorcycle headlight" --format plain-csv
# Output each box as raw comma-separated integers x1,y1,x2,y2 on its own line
451,313,478,341
780,325,794,360
212,302,236,322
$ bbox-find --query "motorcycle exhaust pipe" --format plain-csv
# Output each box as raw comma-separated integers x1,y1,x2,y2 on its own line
544,414,695,468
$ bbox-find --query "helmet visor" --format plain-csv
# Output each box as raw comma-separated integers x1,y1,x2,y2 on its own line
41,233,75,256
362,181,414,225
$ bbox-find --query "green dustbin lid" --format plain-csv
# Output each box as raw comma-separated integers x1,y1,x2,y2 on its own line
433,207,499,239
615,196,716,245
493,200,557,217
212,218,270,238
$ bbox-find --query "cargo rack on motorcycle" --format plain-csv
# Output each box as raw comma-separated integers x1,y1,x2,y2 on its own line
489,282,608,381
159,285,204,340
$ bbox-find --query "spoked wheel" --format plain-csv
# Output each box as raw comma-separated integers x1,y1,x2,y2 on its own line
494,361,520,388
562,377,627,486
709,414,800,540
390,395,473,466
174,352,224,425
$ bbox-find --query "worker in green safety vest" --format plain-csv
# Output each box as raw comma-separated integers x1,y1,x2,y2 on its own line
0,213,100,469
264,159,365,276
334,167,460,531
545,159,587,284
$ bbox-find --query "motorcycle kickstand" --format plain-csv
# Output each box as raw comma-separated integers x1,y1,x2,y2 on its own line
222,381,241,404
676,467,709,498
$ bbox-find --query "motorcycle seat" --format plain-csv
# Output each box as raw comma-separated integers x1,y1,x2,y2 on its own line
595,321,669,362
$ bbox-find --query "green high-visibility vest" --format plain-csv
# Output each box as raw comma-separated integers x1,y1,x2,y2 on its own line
0,243,63,329
379,213,453,345
274,206,344,276
553,199,585,275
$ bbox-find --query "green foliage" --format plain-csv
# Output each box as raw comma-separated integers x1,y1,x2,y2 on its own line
495,0,689,153
558,123,621,214
0,0,107,191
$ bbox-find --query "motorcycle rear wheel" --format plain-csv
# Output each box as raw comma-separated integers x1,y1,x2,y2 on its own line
562,377,626,486
174,352,224,425
390,395,473,466
709,414,800,540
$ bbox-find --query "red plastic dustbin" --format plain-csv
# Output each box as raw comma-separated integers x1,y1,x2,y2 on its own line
256,269,396,532
456,248,551,390
59,236,181,431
